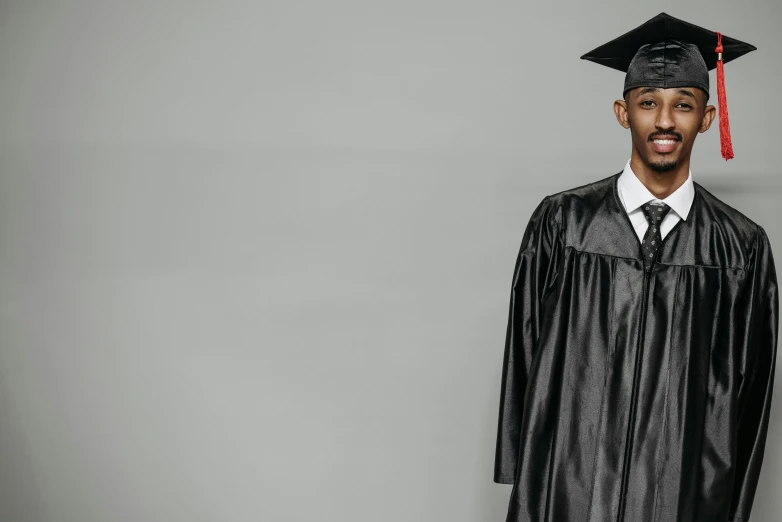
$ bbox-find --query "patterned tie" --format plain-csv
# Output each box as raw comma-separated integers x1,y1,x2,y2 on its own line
641,201,672,271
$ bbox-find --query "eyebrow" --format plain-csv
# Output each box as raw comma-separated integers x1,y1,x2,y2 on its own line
676,89,697,100
637,87,698,100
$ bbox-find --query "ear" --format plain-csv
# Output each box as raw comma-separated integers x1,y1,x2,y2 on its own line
699,104,717,133
614,99,631,129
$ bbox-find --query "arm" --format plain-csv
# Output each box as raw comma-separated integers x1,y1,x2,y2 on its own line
729,225,779,521
494,195,561,484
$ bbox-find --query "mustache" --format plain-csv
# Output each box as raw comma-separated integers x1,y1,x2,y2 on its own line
648,131,682,141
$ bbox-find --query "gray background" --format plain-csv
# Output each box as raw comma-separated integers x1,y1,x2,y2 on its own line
0,1,780,521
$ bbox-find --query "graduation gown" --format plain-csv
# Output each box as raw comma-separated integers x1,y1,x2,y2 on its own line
494,172,779,522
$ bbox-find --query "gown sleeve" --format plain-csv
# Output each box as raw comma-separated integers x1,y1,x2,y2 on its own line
494,195,561,484
729,225,779,521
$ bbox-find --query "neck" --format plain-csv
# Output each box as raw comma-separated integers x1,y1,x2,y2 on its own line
629,152,690,200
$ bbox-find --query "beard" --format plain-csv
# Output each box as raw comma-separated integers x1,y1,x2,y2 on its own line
649,159,677,173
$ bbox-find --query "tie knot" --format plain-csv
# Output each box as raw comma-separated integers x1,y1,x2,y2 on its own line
641,202,671,224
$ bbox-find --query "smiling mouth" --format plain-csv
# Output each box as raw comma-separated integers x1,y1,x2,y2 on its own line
650,138,680,153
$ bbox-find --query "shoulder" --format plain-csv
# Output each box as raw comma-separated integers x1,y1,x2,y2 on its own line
522,174,620,246
531,173,620,226
545,173,618,208
693,182,768,254
540,173,621,215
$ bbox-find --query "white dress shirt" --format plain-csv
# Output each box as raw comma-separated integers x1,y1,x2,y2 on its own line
617,159,695,243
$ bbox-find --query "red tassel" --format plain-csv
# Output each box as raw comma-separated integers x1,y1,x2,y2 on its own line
715,32,734,160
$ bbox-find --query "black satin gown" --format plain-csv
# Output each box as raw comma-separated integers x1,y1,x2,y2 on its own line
494,172,778,522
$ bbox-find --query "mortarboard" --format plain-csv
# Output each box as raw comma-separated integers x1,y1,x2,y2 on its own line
580,12,756,160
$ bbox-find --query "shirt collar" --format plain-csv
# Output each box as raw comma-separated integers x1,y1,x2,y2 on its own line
618,159,695,221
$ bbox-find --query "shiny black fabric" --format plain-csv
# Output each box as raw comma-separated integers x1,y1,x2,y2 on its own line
580,12,757,75
580,12,757,100
494,173,778,522
623,40,710,99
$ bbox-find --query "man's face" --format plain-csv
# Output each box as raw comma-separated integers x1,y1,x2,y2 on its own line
614,87,716,173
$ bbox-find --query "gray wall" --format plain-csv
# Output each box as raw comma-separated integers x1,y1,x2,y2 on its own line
0,1,780,521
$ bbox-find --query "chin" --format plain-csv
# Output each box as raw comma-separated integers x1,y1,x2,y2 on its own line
642,148,681,173
649,159,678,173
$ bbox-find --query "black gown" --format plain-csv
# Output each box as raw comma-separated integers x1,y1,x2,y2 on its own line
494,172,778,522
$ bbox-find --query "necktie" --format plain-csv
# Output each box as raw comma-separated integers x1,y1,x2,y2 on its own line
641,202,672,271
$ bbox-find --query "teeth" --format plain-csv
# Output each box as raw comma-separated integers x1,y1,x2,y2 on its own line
654,139,677,145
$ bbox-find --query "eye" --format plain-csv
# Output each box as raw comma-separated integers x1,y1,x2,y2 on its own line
640,100,656,107
676,103,693,110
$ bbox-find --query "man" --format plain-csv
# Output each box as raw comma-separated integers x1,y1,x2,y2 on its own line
494,13,778,522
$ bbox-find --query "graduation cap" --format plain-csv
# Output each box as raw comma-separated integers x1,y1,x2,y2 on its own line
581,12,756,160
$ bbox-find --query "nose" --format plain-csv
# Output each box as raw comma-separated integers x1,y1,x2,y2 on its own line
655,103,675,131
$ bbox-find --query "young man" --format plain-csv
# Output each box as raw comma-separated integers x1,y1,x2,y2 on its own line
494,13,778,522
